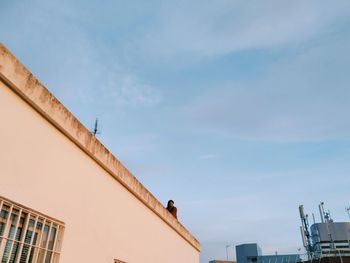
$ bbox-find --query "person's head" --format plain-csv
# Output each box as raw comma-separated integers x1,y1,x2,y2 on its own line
167,200,174,208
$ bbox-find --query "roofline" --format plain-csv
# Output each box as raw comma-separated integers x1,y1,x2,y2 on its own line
0,43,200,251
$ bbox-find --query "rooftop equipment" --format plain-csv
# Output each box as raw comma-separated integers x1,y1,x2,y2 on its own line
298,202,350,260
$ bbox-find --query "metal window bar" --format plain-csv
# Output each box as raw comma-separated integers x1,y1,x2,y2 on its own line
32,218,46,263
24,215,39,263
5,207,23,263
0,204,14,258
56,225,64,249
0,197,64,263
52,224,65,263
0,200,4,217
50,225,59,263
42,221,53,262
0,200,3,231
21,216,34,261
14,211,30,263
21,215,37,262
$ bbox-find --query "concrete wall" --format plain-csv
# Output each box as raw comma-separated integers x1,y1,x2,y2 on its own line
0,44,200,263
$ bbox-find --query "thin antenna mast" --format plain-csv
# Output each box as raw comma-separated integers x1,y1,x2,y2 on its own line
299,205,312,259
319,202,325,223
346,207,350,221
92,118,100,136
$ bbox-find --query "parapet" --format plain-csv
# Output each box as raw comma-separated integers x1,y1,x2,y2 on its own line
0,43,200,252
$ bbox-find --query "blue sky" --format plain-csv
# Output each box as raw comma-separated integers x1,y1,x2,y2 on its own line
1,1,350,262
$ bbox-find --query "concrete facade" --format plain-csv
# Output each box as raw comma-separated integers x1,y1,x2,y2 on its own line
0,44,200,262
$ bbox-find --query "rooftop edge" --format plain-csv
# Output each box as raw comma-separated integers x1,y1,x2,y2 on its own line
0,43,200,252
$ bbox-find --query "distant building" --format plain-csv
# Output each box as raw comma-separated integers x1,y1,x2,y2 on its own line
0,44,200,262
299,203,350,260
209,260,236,263
257,254,301,263
310,222,350,257
236,243,300,263
236,243,262,263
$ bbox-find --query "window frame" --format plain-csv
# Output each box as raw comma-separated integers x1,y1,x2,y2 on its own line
0,196,65,263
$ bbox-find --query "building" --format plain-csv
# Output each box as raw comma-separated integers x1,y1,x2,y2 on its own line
256,254,301,263
209,260,236,263
299,203,350,260
236,243,262,263
236,244,300,263
0,44,200,262
310,222,350,257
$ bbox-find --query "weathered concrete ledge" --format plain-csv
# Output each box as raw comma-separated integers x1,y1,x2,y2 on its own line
0,43,200,251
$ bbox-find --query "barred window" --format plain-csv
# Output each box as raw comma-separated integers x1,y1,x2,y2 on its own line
0,196,65,263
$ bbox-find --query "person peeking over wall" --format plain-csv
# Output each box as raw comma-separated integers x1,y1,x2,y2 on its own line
166,200,177,219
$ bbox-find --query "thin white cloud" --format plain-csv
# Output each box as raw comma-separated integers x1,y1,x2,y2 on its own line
104,74,162,107
0,0,162,109
186,30,350,141
136,0,350,59
2,3,350,263
198,154,217,160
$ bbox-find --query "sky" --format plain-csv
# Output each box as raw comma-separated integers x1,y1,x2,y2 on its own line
1,1,350,262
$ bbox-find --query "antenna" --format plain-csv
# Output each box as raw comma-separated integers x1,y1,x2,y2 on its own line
346,207,350,221
300,226,307,248
319,202,333,223
325,210,333,223
225,245,230,261
92,118,100,136
299,205,312,259
319,202,325,223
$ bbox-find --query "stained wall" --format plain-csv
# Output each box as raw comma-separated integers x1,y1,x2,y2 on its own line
0,44,200,263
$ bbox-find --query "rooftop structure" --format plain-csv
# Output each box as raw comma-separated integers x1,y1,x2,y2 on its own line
236,243,262,263
236,243,300,263
209,260,236,263
299,203,350,260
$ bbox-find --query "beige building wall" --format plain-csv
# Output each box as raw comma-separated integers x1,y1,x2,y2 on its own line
0,44,200,263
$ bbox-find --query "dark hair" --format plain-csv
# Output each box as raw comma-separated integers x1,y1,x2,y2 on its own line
167,200,174,207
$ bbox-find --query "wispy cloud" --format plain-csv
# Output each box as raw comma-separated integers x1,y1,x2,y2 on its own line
198,154,217,160
185,29,350,141
0,0,162,109
135,0,350,60
2,2,350,263
103,74,162,107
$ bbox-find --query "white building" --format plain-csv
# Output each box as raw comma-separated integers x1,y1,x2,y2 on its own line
0,44,200,263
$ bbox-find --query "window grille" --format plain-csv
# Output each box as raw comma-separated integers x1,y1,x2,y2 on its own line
0,196,65,263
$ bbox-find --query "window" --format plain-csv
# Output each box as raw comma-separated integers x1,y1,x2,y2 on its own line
0,196,65,263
